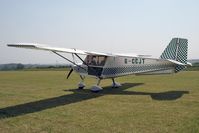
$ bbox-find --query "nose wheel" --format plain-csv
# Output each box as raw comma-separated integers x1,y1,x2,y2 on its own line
78,75,85,89
78,82,85,89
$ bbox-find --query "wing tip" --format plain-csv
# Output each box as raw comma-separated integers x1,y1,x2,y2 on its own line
7,43,37,48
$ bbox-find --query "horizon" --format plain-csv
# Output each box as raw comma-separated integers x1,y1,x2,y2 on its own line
1,59,199,65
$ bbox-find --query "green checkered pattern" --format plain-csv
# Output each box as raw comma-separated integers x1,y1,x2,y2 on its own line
160,38,188,72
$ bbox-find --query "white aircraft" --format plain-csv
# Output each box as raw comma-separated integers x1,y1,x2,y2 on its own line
7,38,191,92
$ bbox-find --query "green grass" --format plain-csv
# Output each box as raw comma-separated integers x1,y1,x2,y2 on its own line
0,71,198,133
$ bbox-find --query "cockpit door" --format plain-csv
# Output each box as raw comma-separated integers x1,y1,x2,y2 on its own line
88,66,103,76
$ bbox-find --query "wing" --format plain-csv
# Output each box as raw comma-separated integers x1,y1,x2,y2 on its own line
7,43,150,58
7,43,86,55
111,53,151,58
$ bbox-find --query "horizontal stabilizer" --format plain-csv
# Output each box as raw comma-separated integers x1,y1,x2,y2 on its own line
187,62,192,66
166,59,186,66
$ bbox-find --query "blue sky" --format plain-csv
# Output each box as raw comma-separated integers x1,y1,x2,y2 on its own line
0,0,198,64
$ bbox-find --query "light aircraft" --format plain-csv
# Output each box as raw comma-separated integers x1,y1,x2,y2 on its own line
7,38,191,92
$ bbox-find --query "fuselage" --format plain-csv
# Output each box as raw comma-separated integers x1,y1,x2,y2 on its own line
74,55,175,79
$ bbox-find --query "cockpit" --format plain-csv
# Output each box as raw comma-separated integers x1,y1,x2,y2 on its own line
84,55,107,66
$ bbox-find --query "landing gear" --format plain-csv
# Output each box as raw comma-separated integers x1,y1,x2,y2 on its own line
77,77,121,92
78,82,85,89
78,75,85,89
91,78,103,92
112,78,121,88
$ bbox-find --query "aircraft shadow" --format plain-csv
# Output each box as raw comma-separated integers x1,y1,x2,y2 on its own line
100,83,189,101
0,83,189,119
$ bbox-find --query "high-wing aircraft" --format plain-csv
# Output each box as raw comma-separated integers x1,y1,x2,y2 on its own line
7,38,191,92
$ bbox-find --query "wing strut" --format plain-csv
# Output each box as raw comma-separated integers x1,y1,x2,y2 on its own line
52,51,86,71
53,51,100,78
74,53,89,67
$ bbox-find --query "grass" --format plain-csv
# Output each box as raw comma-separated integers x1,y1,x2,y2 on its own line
0,71,198,133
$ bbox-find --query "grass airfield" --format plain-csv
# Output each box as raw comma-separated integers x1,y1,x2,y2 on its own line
0,70,198,133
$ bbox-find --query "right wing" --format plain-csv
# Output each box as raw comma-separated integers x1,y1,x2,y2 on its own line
7,43,87,55
7,43,150,58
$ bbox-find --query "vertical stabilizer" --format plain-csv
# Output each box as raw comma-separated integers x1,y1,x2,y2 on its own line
160,38,188,72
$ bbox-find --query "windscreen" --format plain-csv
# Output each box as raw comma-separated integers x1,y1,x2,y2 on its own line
84,55,107,66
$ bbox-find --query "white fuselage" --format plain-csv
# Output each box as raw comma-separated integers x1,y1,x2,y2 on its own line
74,56,175,79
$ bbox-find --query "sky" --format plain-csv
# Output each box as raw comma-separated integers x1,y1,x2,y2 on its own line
0,0,198,64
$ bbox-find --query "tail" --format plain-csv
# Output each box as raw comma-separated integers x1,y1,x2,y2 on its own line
160,38,189,72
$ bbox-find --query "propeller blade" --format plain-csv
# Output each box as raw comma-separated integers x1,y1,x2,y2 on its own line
67,69,73,79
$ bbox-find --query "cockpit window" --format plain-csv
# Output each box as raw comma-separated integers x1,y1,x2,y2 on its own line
84,55,107,66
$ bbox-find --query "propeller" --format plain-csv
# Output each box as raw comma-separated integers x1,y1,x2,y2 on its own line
67,68,73,79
